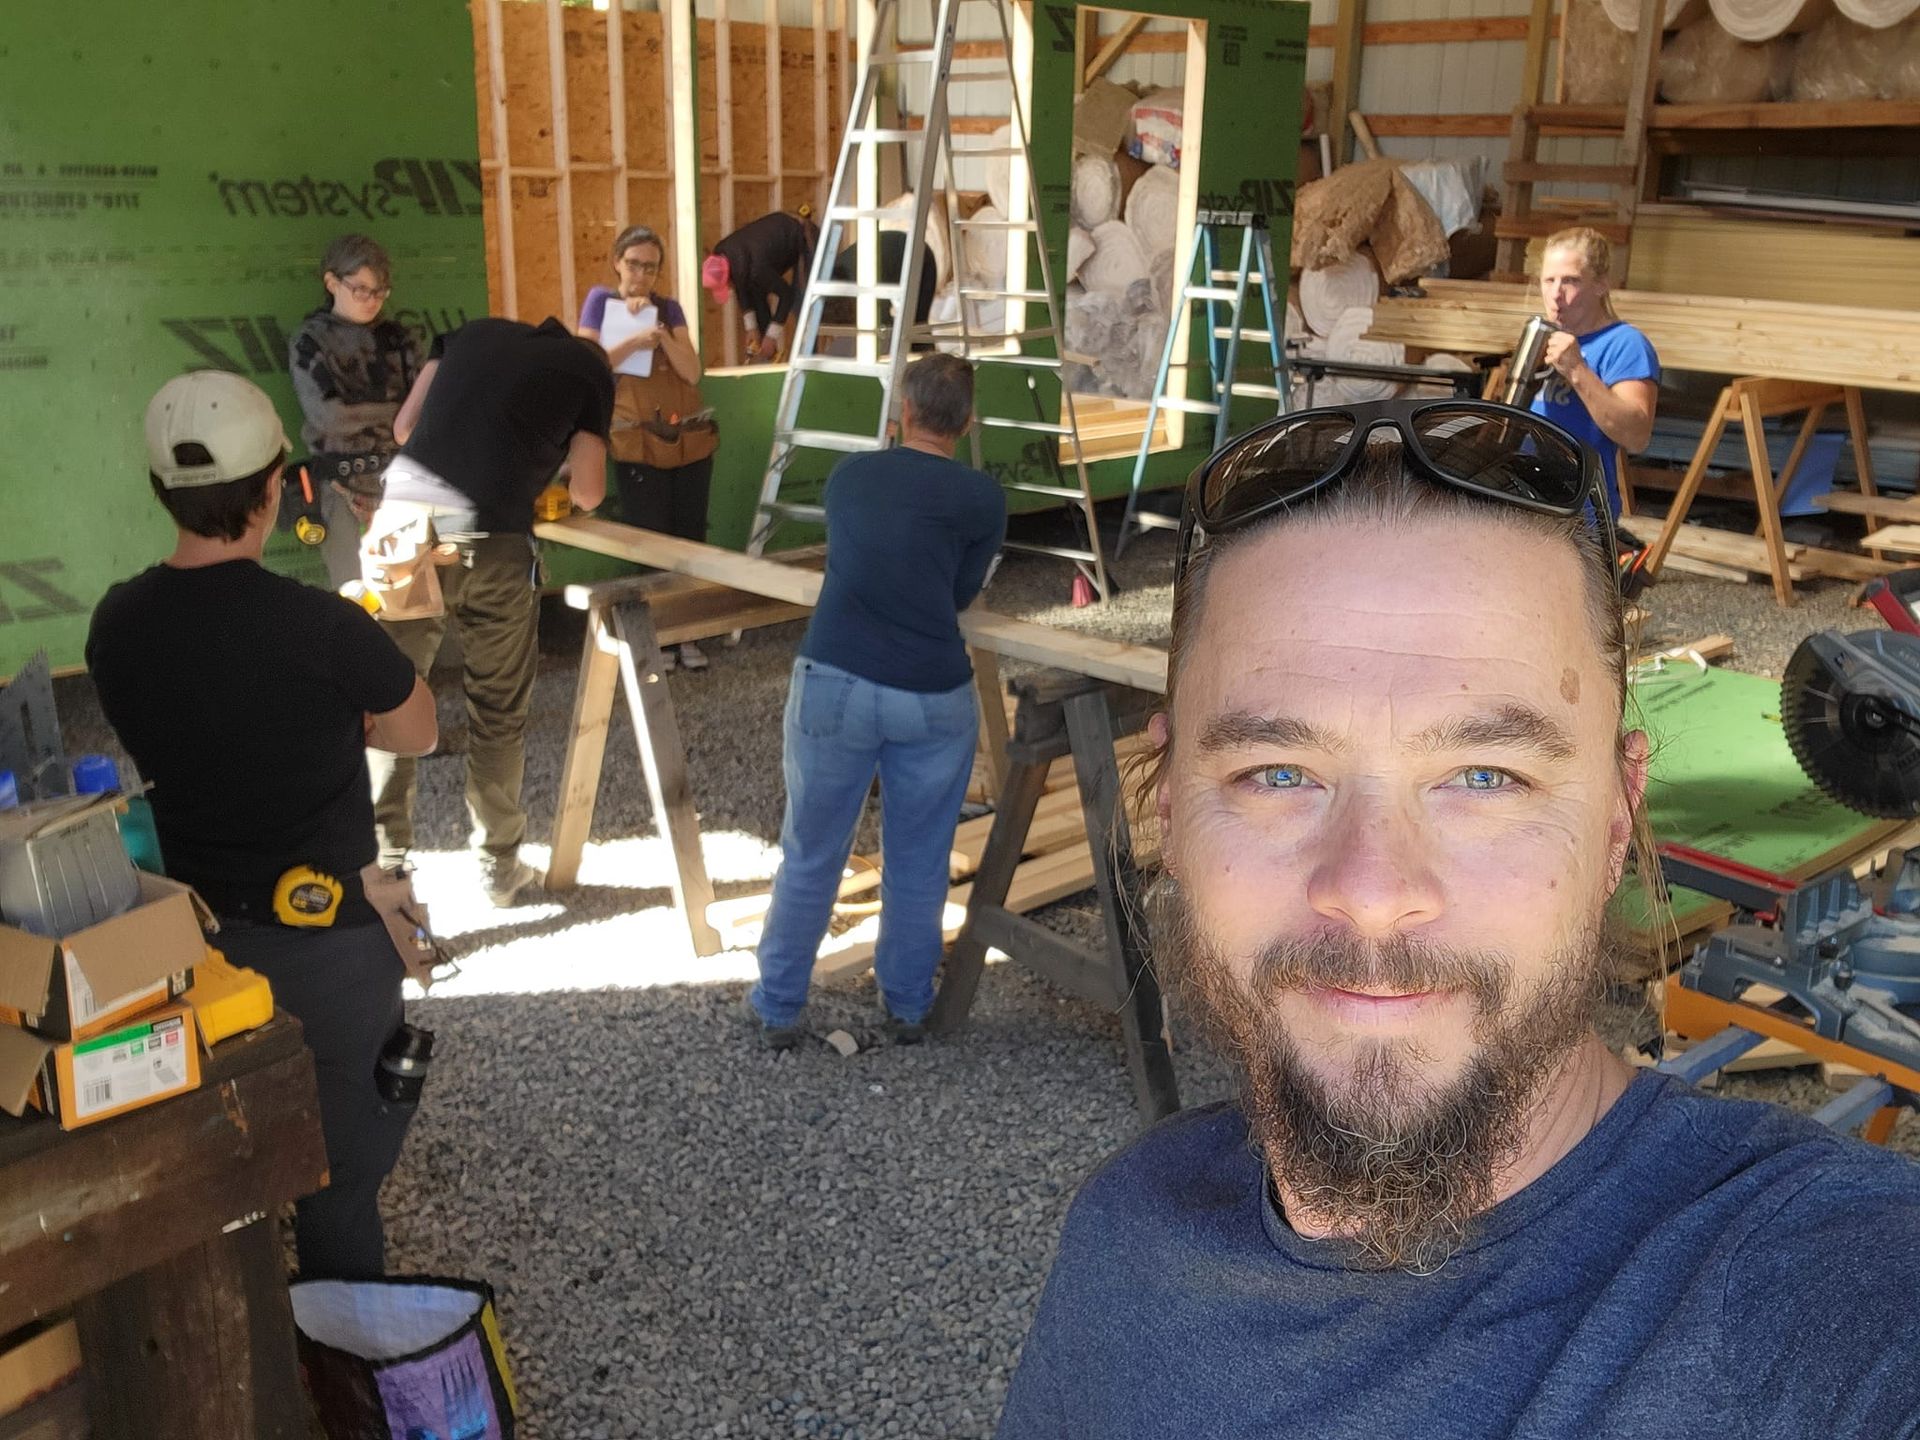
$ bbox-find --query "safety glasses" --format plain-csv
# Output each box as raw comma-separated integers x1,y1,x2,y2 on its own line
1176,399,1637,595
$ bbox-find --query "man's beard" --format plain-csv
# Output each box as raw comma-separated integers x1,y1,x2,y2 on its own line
1155,876,1609,1274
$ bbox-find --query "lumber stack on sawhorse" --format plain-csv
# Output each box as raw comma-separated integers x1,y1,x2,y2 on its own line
931,669,1180,1125
546,572,724,956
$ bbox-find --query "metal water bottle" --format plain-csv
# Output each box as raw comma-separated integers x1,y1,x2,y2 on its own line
376,1023,435,1107
1501,315,1561,408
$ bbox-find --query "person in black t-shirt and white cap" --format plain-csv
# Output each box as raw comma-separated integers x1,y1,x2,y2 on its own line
373,317,615,905
88,371,439,1280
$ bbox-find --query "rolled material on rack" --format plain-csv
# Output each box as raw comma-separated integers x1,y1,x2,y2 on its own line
1832,0,1918,22
1893,16,1920,92
1792,11,1920,94
1285,295,1306,345
1150,248,1177,313
1067,226,1096,285
1661,15,1792,100
1707,0,1829,41
1565,0,1638,102
1790,11,1883,94
1299,252,1381,338
1124,164,1181,261
1322,306,1406,403
1601,0,1705,27
960,205,1008,290
1070,154,1122,230
1079,220,1151,295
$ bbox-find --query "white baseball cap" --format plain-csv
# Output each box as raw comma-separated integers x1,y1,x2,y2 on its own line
144,371,290,489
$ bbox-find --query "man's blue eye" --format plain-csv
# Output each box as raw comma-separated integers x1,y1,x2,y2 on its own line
1458,767,1511,791
1253,765,1308,789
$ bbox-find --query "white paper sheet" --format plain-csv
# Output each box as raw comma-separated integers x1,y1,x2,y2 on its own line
598,299,657,378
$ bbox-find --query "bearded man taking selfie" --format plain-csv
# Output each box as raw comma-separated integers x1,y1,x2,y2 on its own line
995,401,1920,1439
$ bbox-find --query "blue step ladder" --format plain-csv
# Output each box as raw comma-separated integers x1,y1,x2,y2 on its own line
1115,210,1290,557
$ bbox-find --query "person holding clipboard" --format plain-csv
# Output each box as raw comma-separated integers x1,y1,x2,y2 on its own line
579,223,719,671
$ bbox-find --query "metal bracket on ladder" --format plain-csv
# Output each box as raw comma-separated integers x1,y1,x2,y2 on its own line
1116,210,1289,557
746,0,1112,603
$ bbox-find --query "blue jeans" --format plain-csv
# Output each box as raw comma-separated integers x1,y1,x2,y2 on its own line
751,658,979,1026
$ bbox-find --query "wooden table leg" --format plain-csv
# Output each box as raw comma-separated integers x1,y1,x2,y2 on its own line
545,604,622,891
75,1215,309,1440
1845,385,1885,552
930,758,1049,1033
1645,385,1733,578
1063,691,1180,1124
970,646,1011,802
1740,386,1796,607
611,599,722,956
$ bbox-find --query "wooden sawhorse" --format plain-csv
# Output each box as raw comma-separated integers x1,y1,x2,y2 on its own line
546,573,723,955
930,670,1180,1125
1642,377,1879,607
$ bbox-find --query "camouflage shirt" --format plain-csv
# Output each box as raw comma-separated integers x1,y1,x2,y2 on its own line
287,308,423,457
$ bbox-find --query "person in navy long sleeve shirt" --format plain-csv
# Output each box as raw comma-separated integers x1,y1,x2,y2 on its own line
748,354,1006,1046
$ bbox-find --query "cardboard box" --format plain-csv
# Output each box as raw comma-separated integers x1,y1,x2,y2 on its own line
0,1001,200,1129
0,870,206,1042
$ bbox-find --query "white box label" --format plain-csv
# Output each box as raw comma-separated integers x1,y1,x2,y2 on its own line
70,1014,190,1118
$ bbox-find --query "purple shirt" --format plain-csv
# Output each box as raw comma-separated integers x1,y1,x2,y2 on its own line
579,286,687,336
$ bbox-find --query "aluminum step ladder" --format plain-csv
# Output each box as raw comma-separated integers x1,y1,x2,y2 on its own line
746,0,1111,602
1115,211,1288,557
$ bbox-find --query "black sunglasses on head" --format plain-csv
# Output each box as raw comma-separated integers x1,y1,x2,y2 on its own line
1176,399,1641,596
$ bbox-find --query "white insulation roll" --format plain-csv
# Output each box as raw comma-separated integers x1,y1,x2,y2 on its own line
1298,252,1381,339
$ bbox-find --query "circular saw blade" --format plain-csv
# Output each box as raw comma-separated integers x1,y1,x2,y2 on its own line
1781,635,1920,819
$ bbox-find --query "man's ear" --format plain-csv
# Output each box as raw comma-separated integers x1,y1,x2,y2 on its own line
1607,729,1651,888
1149,710,1175,873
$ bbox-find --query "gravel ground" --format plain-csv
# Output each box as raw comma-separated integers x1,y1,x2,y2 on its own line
46,517,1916,1437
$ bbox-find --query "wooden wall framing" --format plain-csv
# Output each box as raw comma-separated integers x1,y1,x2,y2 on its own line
471,0,854,365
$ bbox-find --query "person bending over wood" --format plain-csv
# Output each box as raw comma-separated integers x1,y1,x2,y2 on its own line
1532,225,1659,518
374,316,613,904
89,373,438,1280
995,399,1920,1438
702,209,820,363
745,354,1006,1049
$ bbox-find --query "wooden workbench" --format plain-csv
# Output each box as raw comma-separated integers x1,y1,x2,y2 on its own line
0,1017,327,1439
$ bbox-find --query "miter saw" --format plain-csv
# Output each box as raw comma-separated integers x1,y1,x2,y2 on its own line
1658,570,1920,1102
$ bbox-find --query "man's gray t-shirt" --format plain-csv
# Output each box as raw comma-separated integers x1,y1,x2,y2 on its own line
998,1072,1920,1438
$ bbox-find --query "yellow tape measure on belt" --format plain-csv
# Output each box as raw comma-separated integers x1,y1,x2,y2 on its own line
273,866,343,927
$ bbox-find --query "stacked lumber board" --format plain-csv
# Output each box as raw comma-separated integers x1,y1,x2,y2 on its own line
1365,280,1920,393
1618,514,1898,582
1623,209,1919,312
1069,396,1173,464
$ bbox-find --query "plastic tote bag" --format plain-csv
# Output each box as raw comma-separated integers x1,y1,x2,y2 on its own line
291,1277,518,1438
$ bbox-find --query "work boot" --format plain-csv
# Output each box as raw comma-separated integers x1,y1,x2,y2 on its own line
883,1012,927,1046
677,641,709,672
741,994,804,1052
483,857,545,908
